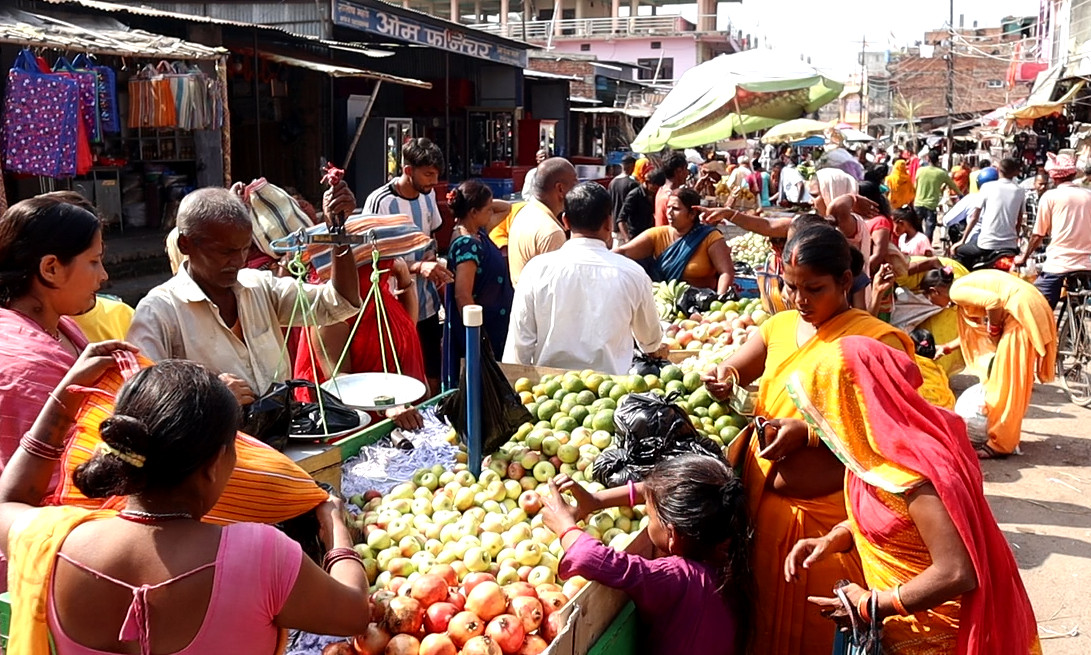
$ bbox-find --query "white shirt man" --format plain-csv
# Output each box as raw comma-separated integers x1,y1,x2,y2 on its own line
503,183,663,375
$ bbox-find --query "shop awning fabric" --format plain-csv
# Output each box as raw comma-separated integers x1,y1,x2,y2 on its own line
1007,80,1085,121
0,8,225,59
241,49,430,88
631,50,844,152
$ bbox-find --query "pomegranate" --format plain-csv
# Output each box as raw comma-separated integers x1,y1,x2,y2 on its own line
410,574,449,607
447,589,467,611
540,612,566,641
423,602,458,633
465,582,507,622
352,624,392,655
534,583,562,595
321,641,354,655
429,564,459,587
385,596,425,635
460,635,502,655
508,596,543,633
501,582,536,602
384,633,420,655
536,592,567,617
372,590,396,616
485,614,525,654
516,635,549,655
419,633,457,655
446,611,485,649
462,572,497,596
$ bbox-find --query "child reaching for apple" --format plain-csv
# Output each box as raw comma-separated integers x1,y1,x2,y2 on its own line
540,454,751,655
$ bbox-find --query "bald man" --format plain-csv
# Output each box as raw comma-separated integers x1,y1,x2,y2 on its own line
127,188,361,404
508,157,578,285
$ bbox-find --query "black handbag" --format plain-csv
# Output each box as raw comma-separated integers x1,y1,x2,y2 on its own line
832,582,884,655
241,380,360,450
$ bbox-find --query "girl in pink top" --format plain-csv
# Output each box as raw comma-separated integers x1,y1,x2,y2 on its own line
893,206,934,257
542,454,752,655
0,347,372,655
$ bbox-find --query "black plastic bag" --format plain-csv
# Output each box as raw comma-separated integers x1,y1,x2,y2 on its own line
242,380,360,450
612,391,722,472
629,350,670,376
437,333,533,456
676,286,719,316
591,447,653,487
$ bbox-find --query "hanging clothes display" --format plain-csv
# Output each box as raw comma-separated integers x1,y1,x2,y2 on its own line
72,54,120,135
1,49,81,178
128,62,177,129
127,61,222,131
53,56,101,143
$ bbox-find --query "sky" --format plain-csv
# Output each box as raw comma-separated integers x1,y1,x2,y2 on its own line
665,0,1042,77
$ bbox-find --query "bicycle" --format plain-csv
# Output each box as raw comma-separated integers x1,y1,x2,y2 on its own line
1054,272,1091,407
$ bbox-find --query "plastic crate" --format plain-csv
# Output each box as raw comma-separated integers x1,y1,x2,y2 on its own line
734,275,759,299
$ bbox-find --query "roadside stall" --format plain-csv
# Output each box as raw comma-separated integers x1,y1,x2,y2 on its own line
0,7,229,222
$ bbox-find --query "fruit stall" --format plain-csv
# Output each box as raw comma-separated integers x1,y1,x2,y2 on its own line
293,353,755,655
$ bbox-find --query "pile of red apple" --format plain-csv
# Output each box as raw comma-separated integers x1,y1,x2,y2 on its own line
326,564,581,655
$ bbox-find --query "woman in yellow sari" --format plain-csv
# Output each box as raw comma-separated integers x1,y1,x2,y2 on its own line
1,343,370,655
886,159,915,210
704,224,916,655
919,268,1057,458
784,336,1041,654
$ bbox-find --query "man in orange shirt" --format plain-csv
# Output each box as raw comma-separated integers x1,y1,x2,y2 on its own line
655,151,689,227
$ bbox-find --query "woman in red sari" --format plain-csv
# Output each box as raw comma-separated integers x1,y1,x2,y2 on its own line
784,336,1040,654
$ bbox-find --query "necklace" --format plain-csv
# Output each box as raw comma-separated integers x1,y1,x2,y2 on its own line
118,509,195,524
9,308,60,341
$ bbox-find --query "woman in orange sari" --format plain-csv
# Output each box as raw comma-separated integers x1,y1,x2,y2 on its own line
919,268,1057,458
704,224,916,655
784,336,1041,654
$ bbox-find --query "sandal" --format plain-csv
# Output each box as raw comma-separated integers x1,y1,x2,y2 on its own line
975,443,1008,460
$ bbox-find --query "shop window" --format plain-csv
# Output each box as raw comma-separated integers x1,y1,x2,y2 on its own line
581,43,591,51
986,79,1004,88
637,57,673,81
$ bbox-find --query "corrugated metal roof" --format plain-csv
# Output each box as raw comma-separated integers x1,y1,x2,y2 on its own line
523,69,580,82
0,7,224,59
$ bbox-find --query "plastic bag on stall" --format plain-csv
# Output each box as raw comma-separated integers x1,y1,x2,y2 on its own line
591,447,652,488
954,383,989,446
630,350,670,376
437,333,533,456
676,286,719,316
591,391,722,487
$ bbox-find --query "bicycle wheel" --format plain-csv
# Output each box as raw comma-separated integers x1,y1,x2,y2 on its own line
1058,301,1091,407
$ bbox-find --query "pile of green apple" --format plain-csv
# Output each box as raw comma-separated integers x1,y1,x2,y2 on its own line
513,368,747,464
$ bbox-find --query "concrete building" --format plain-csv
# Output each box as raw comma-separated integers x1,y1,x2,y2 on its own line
465,0,748,85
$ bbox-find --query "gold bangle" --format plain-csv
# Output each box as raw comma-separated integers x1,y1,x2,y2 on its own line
807,424,821,448
891,584,910,616
722,365,740,385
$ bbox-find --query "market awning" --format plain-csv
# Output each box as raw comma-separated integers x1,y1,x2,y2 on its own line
631,50,844,152
0,8,224,59
572,106,653,118
1007,80,1085,121
240,49,430,88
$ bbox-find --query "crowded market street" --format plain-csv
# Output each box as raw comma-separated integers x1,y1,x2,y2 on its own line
984,379,1091,655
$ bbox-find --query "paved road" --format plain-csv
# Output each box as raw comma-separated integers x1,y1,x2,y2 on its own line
977,378,1091,653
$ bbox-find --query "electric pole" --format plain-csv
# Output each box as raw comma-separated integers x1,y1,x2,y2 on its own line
945,0,955,163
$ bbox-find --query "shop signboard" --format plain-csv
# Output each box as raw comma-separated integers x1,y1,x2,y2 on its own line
332,0,527,68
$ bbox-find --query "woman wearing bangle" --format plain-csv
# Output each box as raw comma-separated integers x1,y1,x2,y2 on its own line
3,344,371,654
785,337,1040,654
0,197,102,479
919,268,1056,459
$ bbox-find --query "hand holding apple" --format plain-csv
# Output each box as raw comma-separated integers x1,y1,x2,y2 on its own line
551,474,599,521
540,479,581,540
